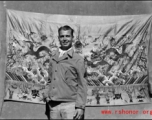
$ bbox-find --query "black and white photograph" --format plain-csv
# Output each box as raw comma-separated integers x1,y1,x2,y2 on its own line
0,1,152,119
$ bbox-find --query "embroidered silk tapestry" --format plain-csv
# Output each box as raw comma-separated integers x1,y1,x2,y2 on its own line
4,9,152,106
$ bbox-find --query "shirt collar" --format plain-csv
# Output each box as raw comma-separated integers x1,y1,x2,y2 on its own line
57,47,74,58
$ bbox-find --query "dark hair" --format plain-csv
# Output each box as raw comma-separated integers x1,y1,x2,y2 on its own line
58,25,74,37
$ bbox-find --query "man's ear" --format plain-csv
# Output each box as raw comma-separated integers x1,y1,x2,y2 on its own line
72,38,75,44
72,39,75,42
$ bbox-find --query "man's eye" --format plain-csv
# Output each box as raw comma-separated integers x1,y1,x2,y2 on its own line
59,35,71,38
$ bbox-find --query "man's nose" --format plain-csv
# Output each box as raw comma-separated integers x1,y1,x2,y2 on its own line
63,39,67,41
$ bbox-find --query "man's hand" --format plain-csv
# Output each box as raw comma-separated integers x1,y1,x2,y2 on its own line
44,97,50,103
73,108,84,120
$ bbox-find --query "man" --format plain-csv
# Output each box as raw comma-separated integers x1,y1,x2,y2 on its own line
43,25,87,119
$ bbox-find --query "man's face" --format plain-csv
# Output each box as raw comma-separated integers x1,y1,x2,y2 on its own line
58,30,73,50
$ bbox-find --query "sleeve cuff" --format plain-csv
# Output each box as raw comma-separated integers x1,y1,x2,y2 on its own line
75,104,85,110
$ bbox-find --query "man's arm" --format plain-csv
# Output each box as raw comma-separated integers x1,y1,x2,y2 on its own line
43,61,52,102
75,58,87,109
43,81,51,102
73,57,87,119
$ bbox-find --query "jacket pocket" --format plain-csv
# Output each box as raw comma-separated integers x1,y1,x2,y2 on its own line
65,68,78,86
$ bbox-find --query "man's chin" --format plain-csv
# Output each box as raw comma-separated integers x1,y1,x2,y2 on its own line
60,45,72,50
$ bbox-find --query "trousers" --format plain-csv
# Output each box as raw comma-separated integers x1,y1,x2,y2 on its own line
47,101,76,119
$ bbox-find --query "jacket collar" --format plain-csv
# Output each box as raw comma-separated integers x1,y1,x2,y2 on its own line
66,47,74,58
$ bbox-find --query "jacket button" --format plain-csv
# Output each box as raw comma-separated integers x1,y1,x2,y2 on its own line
54,78,56,80
55,70,57,72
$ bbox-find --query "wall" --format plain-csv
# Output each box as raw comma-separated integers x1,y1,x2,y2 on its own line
0,1,152,119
